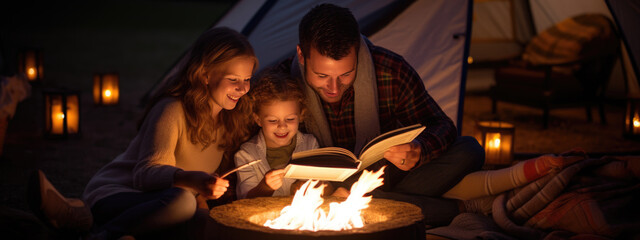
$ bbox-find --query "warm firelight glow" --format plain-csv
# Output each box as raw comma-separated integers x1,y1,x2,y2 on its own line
264,166,386,231
104,89,112,97
27,67,37,80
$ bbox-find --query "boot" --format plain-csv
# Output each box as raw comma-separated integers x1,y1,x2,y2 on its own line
27,169,93,233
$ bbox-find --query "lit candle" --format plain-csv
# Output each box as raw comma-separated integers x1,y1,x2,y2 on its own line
24,51,38,81
27,67,37,80
103,89,112,103
485,132,501,161
51,100,65,134
633,112,640,134
94,73,119,105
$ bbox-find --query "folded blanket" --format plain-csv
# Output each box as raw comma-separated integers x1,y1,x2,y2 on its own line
522,14,616,66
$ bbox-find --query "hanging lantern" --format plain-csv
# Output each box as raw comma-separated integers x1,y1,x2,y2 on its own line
18,49,44,82
93,73,119,105
44,89,80,138
475,121,515,165
624,97,640,139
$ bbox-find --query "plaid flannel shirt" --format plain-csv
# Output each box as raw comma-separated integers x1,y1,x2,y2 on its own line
279,42,457,167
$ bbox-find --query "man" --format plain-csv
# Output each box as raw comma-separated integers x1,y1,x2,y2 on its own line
279,3,484,226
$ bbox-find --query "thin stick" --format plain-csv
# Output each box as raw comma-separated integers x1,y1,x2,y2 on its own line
220,159,262,178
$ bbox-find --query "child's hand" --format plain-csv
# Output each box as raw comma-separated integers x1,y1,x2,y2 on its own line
174,170,229,199
264,169,285,190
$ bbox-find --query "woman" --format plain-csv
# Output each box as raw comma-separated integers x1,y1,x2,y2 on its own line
33,27,258,240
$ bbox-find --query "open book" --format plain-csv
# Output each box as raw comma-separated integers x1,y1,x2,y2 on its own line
283,124,426,181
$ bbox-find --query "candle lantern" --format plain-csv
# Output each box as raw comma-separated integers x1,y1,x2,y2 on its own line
475,121,515,165
18,49,44,82
44,89,80,138
624,97,640,139
93,73,119,105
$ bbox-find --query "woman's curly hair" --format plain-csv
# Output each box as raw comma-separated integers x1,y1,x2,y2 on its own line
141,27,258,153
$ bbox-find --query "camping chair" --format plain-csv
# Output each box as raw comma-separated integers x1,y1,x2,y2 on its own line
490,14,619,128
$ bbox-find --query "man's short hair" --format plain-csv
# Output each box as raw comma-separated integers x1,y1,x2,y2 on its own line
298,3,360,60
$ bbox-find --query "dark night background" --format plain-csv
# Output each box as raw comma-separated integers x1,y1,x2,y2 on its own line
0,0,235,211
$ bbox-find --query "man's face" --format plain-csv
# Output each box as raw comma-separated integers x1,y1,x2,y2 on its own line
297,45,357,103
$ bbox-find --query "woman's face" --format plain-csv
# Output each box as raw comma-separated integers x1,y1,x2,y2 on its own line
208,56,254,112
254,100,301,148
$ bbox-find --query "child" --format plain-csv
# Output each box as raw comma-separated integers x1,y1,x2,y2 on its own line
234,69,321,199
32,27,258,239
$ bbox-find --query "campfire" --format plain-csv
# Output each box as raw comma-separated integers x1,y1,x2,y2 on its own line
210,166,425,239
264,166,386,231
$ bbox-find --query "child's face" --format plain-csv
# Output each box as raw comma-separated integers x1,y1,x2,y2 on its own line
254,100,301,148
208,56,254,112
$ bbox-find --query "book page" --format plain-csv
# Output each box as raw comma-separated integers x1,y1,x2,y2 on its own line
284,165,359,181
291,147,357,160
358,125,426,170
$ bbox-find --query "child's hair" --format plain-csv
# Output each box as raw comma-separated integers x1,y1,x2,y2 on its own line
142,27,258,152
241,68,307,136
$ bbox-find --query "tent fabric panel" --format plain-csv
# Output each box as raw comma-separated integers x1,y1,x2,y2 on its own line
472,0,514,41
233,0,398,70
606,0,640,95
469,0,534,62
214,0,269,32
370,0,470,126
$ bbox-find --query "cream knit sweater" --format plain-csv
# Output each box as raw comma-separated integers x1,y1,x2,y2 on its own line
83,98,224,208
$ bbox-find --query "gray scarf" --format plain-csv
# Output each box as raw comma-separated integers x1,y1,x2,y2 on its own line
291,36,380,155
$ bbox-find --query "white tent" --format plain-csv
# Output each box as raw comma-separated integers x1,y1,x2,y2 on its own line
149,0,473,130
147,0,640,130
469,0,639,98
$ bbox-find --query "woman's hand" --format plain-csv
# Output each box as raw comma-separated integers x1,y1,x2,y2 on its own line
174,170,229,199
383,140,422,171
264,169,285,190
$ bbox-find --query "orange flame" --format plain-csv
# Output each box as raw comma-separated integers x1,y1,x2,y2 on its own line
264,166,386,231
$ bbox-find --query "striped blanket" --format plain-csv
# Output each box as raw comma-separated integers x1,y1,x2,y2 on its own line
492,156,640,239
426,156,639,240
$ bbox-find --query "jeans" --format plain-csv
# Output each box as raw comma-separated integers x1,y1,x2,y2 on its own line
371,136,485,226
91,187,197,239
